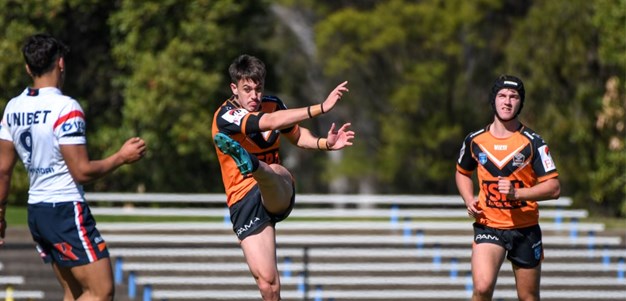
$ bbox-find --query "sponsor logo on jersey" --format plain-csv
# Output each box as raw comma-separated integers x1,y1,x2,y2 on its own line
221,109,249,126
538,145,556,172
5,110,52,127
478,152,487,165
482,180,527,208
28,167,55,175
494,144,507,151
61,120,86,135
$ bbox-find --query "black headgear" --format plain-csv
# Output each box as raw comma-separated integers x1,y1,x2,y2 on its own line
489,75,525,120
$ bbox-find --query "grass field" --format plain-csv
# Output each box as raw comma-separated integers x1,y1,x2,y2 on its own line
4,206,223,225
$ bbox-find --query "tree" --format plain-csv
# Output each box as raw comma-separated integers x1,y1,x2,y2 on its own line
313,0,525,193
504,0,625,215
589,0,626,215
105,0,273,192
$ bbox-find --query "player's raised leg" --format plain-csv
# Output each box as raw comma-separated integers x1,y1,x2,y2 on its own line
214,133,293,214
214,133,257,176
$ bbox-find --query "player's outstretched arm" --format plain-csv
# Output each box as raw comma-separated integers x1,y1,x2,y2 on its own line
288,122,355,151
258,81,349,131
319,81,349,114
61,137,146,185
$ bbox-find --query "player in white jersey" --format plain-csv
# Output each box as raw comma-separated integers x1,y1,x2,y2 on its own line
0,33,146,301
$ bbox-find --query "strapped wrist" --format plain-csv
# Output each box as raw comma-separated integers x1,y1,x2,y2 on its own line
317,138,330,150
308,104,323,118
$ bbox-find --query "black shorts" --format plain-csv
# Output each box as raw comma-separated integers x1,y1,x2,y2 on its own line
28,201,109,267
473,223,543,268
229,183,295,240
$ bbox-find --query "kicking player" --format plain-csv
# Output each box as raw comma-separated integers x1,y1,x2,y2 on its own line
455,75,561,301
212,54,355,301
0,33,146,301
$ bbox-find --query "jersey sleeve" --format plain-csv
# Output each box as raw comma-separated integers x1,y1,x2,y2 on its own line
0,105,14,142
456,133,477,175
215,106,255,135
531,135,558,181
54,100,86,145
263,95,297,134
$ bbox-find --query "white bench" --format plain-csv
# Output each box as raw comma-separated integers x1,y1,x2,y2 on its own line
109,247,626,260
132,274,626,287
0,290,44,300
85,193,573,207
98,220,605,232
0,276,24,285
132,276,626,300
118,260,626,273
90,207,588,219
144,288,626,300
123,260,626,300
104,233,622,247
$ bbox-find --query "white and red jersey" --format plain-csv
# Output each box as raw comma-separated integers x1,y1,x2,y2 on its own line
0,87,87,204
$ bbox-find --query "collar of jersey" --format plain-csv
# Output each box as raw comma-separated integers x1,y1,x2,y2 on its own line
25,86,62,96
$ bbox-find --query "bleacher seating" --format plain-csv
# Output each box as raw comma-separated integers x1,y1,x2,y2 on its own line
3,194,625,301
0,260,46,300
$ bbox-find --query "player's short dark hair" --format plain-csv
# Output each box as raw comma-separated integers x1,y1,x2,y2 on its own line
22,33,69,77
228,54,266,86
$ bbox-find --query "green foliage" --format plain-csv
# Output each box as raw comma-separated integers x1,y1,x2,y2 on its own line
103,0,272,192
314,0,508,193
503,0,625,215
0,0,623,216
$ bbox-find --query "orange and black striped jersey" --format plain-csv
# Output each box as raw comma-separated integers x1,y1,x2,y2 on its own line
212,95,299,207
456,124,559,229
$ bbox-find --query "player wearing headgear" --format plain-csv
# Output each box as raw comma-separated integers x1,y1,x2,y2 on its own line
455,75,561,301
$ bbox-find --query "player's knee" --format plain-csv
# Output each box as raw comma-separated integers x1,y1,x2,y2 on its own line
256,275,280,300
257,281,280,301
91,283,114,301
517,290,540,301
473,282,495,299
